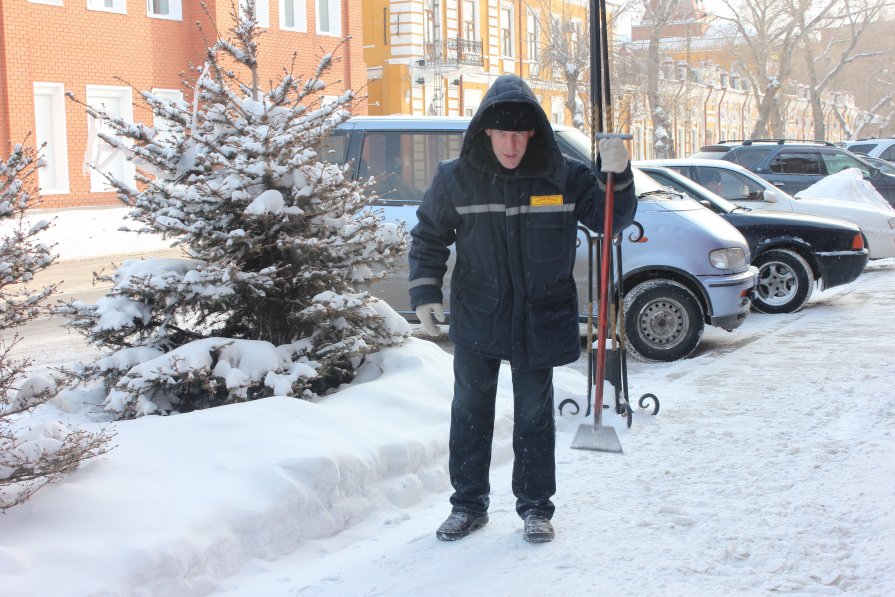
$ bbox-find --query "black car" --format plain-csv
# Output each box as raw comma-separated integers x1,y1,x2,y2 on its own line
639,165,869,314
692,139,895,207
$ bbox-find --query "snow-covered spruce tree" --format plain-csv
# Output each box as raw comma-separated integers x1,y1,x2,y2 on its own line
60,8,408,419
0,141,112,510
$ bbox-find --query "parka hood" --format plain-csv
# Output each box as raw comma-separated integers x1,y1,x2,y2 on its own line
463,75,566,181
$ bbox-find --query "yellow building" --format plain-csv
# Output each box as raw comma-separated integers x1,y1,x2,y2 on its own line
362,0,590,124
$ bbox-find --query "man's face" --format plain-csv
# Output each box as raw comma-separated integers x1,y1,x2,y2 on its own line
486,129,535,170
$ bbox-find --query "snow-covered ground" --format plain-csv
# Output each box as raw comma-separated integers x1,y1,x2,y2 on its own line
2,208,894,596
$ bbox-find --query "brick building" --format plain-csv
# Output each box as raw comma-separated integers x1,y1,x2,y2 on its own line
0,0,366,209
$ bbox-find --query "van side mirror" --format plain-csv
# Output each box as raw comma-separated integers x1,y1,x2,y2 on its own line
763,189,779,203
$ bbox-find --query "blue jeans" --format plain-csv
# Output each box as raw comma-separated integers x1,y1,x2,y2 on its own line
448,345,556,519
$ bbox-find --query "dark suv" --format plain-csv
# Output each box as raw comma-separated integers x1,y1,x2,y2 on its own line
693,139,895,206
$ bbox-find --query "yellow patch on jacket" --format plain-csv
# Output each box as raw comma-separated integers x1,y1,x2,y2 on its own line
529,195,563,206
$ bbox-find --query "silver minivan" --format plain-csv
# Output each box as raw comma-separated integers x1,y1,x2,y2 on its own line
325,116,758,362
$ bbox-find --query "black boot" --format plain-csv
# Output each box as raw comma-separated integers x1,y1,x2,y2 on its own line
435,511,489,541
523,513,554,543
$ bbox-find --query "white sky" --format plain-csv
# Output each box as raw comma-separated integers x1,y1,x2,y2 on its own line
1,207,893,595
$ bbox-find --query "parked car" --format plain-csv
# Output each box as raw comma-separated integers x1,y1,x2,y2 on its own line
638,158,895,260
843,138,895,162
324,116,758,362
861,155,895,176
637,163,868,314
692,139,895,206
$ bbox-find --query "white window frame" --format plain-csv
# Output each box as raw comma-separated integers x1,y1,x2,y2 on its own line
239,0,270,28
500,5,515,58
526,9,540,62
317,0,341,37
146,0,182,20
279,0,307,32
87,0,126,14
32,83,70,195
85,85,135,193
462,0,478,40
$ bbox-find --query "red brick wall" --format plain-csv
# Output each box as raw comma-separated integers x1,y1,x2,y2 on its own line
0,0,367,209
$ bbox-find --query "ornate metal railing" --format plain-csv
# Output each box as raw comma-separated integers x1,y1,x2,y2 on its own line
423,38,484,68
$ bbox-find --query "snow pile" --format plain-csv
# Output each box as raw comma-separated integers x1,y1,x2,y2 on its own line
796,168,895,213
2,260,894,595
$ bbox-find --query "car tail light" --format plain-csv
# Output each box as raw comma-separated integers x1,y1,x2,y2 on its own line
852,233,865,250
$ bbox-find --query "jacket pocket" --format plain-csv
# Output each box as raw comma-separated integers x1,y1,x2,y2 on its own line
451,272,502,350
526,212,572,265
527,282,579,356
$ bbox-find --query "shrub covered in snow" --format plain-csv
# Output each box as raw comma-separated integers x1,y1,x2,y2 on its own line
1,142,112,510
60,7,409,418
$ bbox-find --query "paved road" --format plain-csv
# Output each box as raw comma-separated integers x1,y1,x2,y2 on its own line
2,249,180,369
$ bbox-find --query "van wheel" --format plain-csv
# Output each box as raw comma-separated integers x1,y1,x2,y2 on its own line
624,280,704,362
752,249,814,314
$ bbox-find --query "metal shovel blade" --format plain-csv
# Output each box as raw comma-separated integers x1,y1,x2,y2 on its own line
570,422,623,453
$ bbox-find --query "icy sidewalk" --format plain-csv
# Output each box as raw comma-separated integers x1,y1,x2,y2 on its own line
1,251,893,596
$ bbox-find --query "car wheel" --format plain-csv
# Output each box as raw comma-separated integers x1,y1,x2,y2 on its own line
624,280,704,362
752,249,814,314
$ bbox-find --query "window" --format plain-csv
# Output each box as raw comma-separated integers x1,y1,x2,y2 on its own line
317,0,341,36
357,132,464,204
526,10,540,63
821,151,871,177
846,144,874,155
32,83,70,195
280,0,306,31
87,0,126,13
462,0,477,40
694,167,763,201
569,19,582,55
769,151,821,175
239,0,269,27
85,85,135,193
500,5,514,57
727,146,772,169
881,146,895,162
147,0,182,20
424,9,434,43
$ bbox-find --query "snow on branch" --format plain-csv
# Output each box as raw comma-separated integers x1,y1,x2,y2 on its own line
62,10,409,418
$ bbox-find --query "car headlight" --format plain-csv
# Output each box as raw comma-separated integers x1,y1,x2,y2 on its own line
710,247,748,269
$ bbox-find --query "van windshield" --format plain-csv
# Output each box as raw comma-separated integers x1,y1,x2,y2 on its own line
358,131,464,204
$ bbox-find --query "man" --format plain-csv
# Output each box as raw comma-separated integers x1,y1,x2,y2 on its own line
408,74,637,543
698,167,724,195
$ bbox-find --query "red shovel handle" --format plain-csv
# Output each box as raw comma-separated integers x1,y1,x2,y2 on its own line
593,172,615,423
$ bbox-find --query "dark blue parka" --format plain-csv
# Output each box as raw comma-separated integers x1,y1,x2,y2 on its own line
408,75,637,370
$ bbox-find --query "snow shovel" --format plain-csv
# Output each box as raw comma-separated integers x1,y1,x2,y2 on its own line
571,168,623,453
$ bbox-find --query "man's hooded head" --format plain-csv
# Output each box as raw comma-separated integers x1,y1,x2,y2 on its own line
479,102,537,132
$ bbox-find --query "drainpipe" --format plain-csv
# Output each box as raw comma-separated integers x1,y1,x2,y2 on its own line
740,91,750,139
703,84,715,146
458,75,464,115
716,84,728,142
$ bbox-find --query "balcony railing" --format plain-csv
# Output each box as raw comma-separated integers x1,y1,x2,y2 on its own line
423,38,484,68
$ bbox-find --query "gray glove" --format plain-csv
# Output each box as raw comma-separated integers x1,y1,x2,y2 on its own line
415,303,445,336
598,138,629,173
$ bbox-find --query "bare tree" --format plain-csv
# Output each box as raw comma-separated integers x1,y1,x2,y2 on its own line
716,0,841,138
851,84,895,138
0,141,113,511
797,0,890,139
639,0,683,157
538,1,590,129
